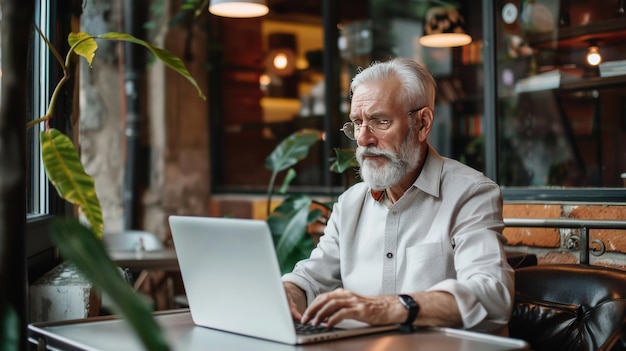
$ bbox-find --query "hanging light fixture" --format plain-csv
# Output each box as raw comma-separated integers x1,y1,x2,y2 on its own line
419,6,472,48
585,44,602,66
209,0,269,18
265,33,297,77
266,49,296,76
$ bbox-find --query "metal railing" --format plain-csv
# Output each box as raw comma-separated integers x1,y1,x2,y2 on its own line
504,218,626,264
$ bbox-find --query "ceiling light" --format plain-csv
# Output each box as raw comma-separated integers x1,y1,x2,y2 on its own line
209,0,269,18
586,45,602,66
265,33,297,77
273,53,289,70
419,6,472,48
265,49,296,76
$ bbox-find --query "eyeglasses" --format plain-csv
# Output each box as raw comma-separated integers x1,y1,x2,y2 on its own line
340,107,426,140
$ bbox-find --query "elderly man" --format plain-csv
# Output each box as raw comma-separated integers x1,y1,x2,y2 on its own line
282,57,513,335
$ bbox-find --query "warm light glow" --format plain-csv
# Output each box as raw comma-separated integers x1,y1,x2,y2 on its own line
419,33,472,48
296,57,309,70
209,0,268,18
273,53,288,70
265,48,296,76
259,74,271,86
586,46,602,66
420,7,473,48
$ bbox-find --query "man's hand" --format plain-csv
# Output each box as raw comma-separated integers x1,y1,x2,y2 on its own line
300,288,406,328
284,282,307,321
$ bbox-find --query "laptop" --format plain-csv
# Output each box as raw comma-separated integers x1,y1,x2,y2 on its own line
168,215,399,345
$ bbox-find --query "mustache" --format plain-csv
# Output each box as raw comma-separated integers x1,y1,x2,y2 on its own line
356,146,397,160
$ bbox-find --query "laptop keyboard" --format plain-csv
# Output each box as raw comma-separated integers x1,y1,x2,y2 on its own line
294,322,341,335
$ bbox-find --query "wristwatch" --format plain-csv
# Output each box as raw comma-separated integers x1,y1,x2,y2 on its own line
397,294,419,329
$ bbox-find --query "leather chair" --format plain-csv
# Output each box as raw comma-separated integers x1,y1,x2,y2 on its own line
509,264,626,351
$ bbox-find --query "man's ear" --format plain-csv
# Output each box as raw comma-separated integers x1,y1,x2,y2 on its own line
418,107,434,141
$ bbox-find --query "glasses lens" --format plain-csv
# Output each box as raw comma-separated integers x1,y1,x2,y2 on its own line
341,122,356,140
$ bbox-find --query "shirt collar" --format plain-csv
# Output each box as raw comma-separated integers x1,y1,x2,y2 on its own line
369,144,443,203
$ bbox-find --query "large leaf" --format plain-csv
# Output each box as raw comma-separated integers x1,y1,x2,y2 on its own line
281,235,316,275
278,168,297,194
267,194,315,274
0,302,18,351
50,219,169,351
330,147,358,174
265,129,322,173
68,32,97,67
330,147,361,188
66,31,205,100
264,129,322,217
97,32,206,100
41,129,103,238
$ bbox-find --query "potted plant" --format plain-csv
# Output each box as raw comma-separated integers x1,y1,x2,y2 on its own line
264,129,359,274
16,28,205,351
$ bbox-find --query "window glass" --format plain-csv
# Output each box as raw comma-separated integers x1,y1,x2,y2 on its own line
210,4,369,194
212,18,336,194
0,7,2,101
27,0,51,218
494,1,626,189
26,0,67,272
211,0,625,201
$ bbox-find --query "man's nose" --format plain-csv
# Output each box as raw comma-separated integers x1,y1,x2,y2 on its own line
357,124,377,146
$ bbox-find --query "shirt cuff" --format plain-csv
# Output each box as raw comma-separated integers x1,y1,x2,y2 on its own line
426,279,488,329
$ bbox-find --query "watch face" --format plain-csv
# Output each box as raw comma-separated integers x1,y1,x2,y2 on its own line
399,294,417,309
398,294,419,326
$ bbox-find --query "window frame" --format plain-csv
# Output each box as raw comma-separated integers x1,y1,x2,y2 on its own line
26,0,72,282
481,0,626,203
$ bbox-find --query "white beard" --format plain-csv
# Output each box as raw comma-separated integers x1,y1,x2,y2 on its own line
356,130,421,190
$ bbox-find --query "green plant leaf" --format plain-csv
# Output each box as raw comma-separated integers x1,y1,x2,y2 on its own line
265,129,321,173
50,219,169,351
97,32,206,100
330,147,358,174
267,194,314,274
68,32,97,67
307,208,323,223
281,237,316,274
0,301,19,351
41,128,104,238
264,129,322,217
278,168,297,194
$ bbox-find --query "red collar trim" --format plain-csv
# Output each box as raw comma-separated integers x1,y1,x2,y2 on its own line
370,189,385,203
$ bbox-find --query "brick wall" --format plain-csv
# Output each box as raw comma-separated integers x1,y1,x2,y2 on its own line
503,203,626,269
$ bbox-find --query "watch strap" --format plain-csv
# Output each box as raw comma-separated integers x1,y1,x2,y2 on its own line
398,294,419,330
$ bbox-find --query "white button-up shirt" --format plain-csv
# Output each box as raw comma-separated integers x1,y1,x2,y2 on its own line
283,145,514,333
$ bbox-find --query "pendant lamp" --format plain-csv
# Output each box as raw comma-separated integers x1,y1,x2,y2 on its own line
586,45,602,66
209,0,269,18
419,6,472,48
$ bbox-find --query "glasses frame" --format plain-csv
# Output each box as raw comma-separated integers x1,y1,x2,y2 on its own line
340,106,427,140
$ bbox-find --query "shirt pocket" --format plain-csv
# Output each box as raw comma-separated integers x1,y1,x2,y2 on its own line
404,243,447,288
405,242,443,264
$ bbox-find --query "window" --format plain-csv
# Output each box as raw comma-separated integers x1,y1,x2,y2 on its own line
26,0,71,280
209,0,626,203
489,0,626,202
28,0,51,218
209,3,367,195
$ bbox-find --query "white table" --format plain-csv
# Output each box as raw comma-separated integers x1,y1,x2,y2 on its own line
29,309,529,351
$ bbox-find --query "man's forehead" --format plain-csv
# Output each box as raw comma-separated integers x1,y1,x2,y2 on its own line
354,77,400,98
351,84,401,112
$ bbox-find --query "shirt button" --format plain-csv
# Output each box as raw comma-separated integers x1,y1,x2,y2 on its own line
392,210,398,215
386,252,393,258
